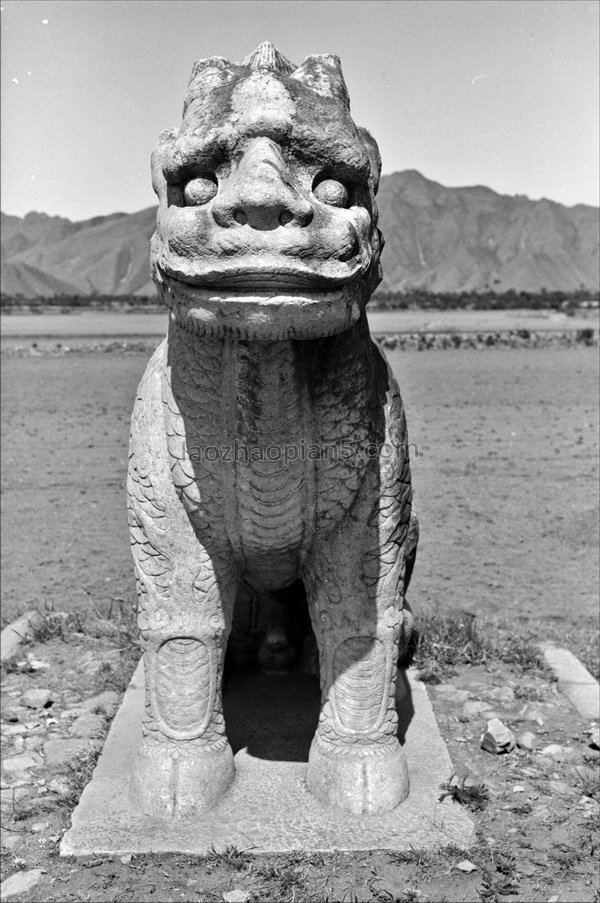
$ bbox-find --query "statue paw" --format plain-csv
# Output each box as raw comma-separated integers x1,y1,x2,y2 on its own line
307,735,409,814
129,739,235,818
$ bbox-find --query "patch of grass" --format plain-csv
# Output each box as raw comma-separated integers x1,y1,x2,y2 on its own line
513,683,546,701
0,656,25,675
494,635,544,671
411,612,556,678
95,653,138,693
411,612,491,680
205,844,252,870
30,605,87,643
576,766,600,800
439,777,490,811
65,747,102,806
387,846,440,880
254,862,308,901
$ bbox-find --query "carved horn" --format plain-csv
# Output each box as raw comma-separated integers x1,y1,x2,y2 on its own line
241,42,296,74
290,54,350,108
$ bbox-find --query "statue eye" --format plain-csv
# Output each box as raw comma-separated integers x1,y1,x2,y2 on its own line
313,178,350,208
183,175,218,206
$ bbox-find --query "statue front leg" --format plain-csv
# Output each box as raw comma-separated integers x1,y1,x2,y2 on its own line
128,456,239,817
303,494,412,814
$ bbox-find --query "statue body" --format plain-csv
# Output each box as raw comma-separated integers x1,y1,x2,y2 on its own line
128,43,418,817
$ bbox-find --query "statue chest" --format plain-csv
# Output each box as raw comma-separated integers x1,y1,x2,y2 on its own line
163,329,375,570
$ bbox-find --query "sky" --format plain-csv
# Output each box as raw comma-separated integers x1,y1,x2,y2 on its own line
1,0,598,221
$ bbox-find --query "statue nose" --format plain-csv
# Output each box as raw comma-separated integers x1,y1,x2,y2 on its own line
212,138,313,231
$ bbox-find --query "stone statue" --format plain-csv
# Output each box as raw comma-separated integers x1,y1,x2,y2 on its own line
127,42,418,818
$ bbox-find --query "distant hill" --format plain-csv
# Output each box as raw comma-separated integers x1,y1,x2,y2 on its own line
378,171,599,293
1,171,598,298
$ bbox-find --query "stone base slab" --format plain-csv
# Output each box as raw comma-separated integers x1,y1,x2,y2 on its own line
61,663,474,856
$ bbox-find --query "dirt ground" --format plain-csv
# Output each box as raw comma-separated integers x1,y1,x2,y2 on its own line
1,343,599,902
1,620,598,902
2,346,598,633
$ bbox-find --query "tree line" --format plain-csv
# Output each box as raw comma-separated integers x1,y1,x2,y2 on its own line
1,288,598,311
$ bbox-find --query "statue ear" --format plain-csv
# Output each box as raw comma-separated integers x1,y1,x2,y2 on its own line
357,127,381,194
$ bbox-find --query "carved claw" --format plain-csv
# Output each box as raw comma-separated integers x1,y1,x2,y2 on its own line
307,735,409,815
129,739,235,818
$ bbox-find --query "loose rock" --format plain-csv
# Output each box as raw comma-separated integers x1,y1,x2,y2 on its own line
516,731,538,751
43,738,101,767
47,776,73,797
2,754,40,773
461,700,497,721
481,718,516,754
432,685,472,705
80,690,120,717
1,833,22,851
485,686,516,704
20,688,53,709
68,713,106,739
517,704,545,725
454,860,478,873
0,869,45,900
223,891,251,903
539,744,577,761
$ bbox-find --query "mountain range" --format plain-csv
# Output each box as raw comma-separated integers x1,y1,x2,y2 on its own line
1,170,598,298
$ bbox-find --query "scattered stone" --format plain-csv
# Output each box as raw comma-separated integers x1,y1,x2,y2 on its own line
60,707,85,720
481,718,516,754
1,706,28,723
24,655,50,671
432,685,471,705
20,688,53,709
1,724,27,736
548,780,572,795
120,853,133,864
48,776,72,797
539,744,577,761
43,738,101,767
80,691,120,717
588,726,600,750
2,754,40,773
516,731,538,751
68,713,106,739
1,833,22,851
517,704,545,726
0,611,42,663
485,686,516,704
223,891,251,903
519,862,537,877
30,821,50,834
454,860,478,873
0,869,45,900
461,700,496,721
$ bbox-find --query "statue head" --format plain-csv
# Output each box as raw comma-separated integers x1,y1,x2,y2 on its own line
151,42,382,340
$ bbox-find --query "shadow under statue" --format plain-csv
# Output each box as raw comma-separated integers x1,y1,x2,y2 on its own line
127,42,419,819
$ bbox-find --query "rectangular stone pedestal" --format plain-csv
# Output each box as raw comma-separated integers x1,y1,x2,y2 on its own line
61,663,473,856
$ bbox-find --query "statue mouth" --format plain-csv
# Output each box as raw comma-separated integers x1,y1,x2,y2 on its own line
154,261,364,295
153,259,372,340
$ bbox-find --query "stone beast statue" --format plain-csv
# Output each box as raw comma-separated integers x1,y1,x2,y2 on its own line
127,42,418,818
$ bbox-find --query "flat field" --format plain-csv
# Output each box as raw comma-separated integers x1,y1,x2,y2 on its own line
1,345,598,633
1,306,598,344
